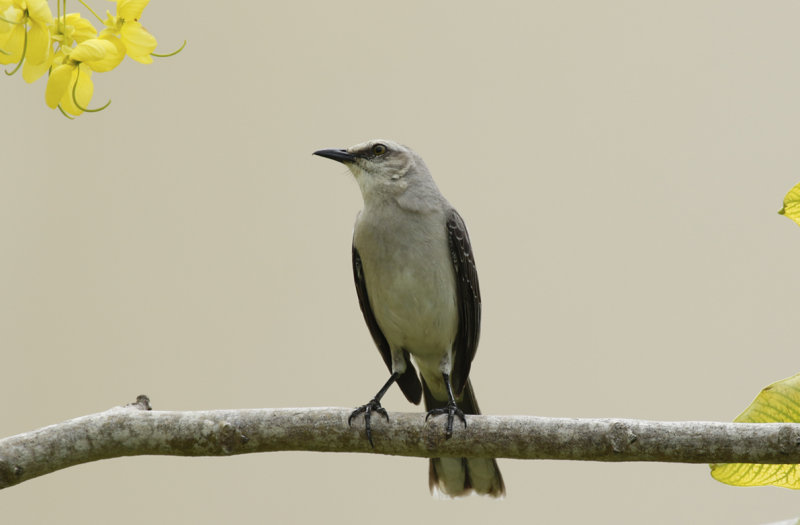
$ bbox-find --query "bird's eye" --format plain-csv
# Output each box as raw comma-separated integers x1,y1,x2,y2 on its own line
372,144,387,156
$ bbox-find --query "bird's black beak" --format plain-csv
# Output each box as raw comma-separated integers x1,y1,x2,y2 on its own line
313,148,356,163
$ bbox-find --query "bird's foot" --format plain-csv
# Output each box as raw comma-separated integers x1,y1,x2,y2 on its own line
348,398,389,447
425,402,466,439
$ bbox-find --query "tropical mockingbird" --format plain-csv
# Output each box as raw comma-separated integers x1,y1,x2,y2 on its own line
314,139,504,498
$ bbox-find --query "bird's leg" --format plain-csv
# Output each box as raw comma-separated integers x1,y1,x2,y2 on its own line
425,372,467,439
348,372,399,447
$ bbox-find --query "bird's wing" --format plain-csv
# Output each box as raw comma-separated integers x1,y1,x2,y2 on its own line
352,244,422,404
446,209,482,396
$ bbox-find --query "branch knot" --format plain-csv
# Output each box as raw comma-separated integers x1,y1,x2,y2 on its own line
608,421,637,453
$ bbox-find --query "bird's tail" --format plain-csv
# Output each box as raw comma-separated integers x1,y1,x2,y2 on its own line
422,378,505,498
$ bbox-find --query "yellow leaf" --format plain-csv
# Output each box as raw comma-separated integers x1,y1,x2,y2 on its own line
710,373,800,488
779,182,800,227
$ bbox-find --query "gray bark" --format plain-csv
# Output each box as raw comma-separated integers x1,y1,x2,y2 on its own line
1,395,799,490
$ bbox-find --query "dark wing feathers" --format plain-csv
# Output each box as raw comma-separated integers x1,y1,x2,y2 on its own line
446,209,481,396
352,245,422,404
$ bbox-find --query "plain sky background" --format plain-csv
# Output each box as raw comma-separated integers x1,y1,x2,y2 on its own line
3,1,800,523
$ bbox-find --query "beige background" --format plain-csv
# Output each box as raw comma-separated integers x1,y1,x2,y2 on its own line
2,1,800,523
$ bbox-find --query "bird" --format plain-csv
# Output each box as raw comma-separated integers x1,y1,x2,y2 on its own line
313,139,505,498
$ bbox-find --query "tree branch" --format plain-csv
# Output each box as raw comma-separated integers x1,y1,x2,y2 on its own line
2,395,799,490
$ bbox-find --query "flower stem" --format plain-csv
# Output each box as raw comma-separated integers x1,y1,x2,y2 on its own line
71,66,111,113
57,104,75,120
77,0,104,23
152,40,187,58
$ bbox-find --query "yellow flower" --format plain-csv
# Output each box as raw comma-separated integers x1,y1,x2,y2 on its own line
45,38,121,115
20,0,51,63
0,3,26,65
101,0,156,64
25,12,101,84
48,62,94,115
0,0,53,65
779,182,800,228
22,13,95,84
55,12,99,47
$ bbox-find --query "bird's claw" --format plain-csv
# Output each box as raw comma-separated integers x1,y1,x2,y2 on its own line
425,402,467,439
349,398,389,447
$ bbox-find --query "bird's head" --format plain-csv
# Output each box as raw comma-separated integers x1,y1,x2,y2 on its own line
314,139,424,200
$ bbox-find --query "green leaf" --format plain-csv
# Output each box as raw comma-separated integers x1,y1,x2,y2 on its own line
710,373,800,488
779,182,800,227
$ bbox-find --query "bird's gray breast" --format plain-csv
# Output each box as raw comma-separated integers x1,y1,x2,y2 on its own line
353,206,458,360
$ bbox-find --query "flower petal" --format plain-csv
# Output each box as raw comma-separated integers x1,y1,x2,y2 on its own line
120,21,156,63
117,0,149,21
70,37,118,69
65,13,98,43
25,0,52,25
22,42,51,82
96,33,125,71
61,64,94,116
26,21,51,65
0,24,24,65
0,5,21,35
45,63,74,108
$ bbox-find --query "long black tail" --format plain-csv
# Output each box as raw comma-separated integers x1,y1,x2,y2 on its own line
422,378,505,498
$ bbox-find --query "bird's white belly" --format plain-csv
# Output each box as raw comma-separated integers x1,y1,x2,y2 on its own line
373,272,455,354
354,201,459,374
363,251,458,365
